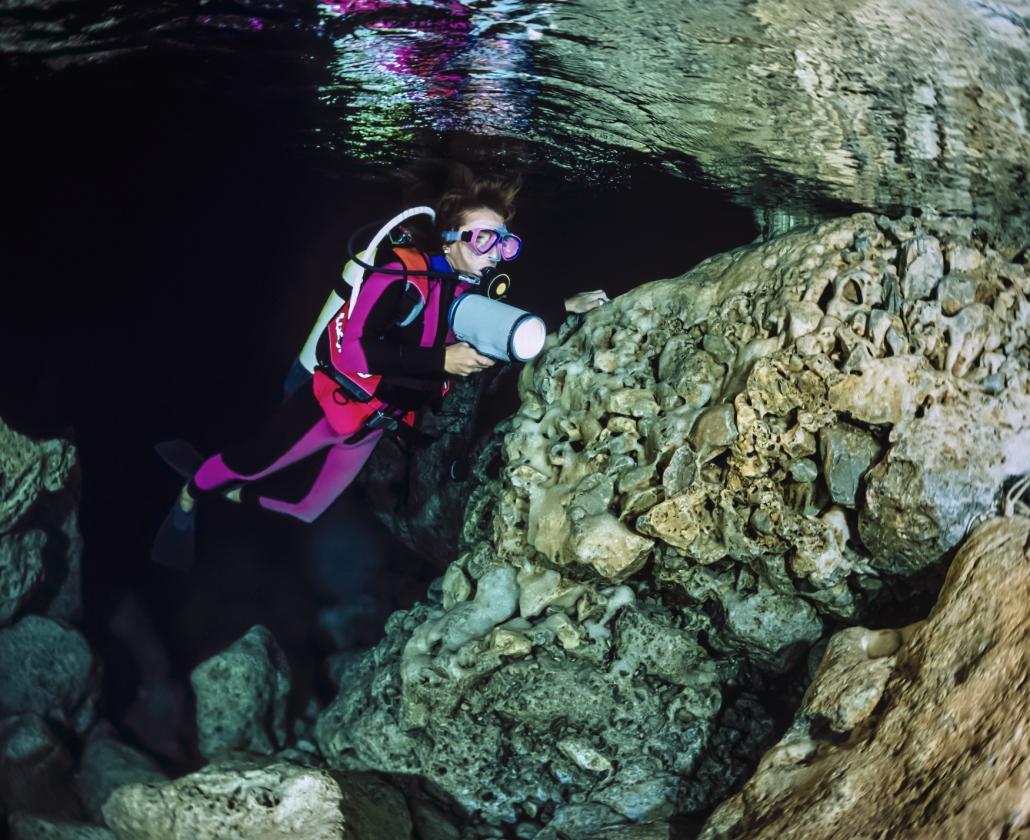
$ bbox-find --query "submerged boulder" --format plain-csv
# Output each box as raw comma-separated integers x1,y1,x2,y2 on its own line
0,616,97,735
101,758,411,840
316,213,1029,832
0,418,83,626
0,714,80,820
190,624,291,760
9,814,115,840
76,732,167,822
700,515,1030,839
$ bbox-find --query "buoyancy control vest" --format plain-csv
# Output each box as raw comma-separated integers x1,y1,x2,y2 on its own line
311,247,452,437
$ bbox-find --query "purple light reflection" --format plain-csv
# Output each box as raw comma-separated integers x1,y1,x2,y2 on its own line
317,0,546,153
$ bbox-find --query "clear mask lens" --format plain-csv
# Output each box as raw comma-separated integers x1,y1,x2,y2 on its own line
459,226,522,260
498,234,522,260
471,229,500,254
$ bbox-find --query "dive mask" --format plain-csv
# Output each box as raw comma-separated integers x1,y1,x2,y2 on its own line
442,225,522,260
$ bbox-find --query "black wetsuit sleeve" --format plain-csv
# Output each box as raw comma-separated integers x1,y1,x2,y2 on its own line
337,266,446,376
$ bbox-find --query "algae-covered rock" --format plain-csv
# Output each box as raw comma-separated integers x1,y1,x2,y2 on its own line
0,616,96,733
0,530,46,625
0,421,76,536
77,734,167,822
0,419,83,625
190,625,290,759
9,814,115,840
0,714,79,819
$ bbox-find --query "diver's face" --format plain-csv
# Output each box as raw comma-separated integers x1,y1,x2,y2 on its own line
445,208,506,278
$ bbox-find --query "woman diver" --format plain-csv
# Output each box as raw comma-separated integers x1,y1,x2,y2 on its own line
152,167,608,568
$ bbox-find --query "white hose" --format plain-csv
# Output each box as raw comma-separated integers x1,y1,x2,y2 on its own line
347,205,436,319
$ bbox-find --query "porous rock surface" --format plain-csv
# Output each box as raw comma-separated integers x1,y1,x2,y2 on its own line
190,624,291,759
101,758,412,840
540,0,1030,240
0,616,98,734
9,814,115,840
0,714,80,819
700,515,1030,839
77,733,167,822
315,212,1030,832
0,417,82,625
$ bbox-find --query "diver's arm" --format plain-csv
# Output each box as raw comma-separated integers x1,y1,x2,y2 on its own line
336,264,446,376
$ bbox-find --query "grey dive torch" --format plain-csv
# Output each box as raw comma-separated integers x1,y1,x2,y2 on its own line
448,285,547,363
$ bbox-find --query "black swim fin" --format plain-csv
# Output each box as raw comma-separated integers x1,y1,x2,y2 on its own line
155,439,204,479
151,498,196,571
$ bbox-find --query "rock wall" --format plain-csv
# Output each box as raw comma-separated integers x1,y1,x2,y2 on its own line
699,514,1030,840
0,420,82,625
538,0,1030,238
0,420,174,837
314,212,1030,834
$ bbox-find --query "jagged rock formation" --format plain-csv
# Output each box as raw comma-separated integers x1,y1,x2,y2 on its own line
102,758,413,840
77,732,167,824
534,0,1030,239
699,514,1030,839
10,814,115,840
0,616,98,734
0,419,82,627
0,419,102,832
315,212,1030,834
0,420,170,838
190,624,291,760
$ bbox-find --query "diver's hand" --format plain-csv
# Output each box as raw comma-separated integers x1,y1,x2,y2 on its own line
565,289,609,313
445,342,495,377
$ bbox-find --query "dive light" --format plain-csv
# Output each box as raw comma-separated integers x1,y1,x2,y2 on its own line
448,292,546,363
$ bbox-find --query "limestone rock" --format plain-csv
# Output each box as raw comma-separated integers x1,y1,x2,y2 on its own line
9,814,115,840
0,419,83,625
102,760,348,840
519,0,1030,240
700,516,1030,839
316,215,1029,830
334,771,413,840
817,422,883,507
798,626,900,733
0,715,79,819
0,420,76,536
190,625,290,759
0,530,46,625
77,735,167,822
0,616,96,733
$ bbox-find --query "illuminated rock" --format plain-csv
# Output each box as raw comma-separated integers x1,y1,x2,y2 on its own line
317,214,1029,833
700,517,1030,839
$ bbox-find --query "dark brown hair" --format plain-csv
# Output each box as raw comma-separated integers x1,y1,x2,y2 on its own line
433,163,521,244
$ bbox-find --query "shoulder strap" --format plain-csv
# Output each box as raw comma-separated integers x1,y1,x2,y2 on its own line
392,247,431,328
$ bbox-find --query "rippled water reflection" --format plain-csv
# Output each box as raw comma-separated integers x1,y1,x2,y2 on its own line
4,0,1028,230
316,1,547,156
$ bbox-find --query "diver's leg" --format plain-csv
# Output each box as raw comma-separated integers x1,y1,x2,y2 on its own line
257,430,384,523
192,391,335,492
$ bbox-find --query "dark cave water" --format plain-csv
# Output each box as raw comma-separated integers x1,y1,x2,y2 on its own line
0,0,758,773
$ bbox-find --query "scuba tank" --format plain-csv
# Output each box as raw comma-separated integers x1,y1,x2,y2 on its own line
297,205,437,374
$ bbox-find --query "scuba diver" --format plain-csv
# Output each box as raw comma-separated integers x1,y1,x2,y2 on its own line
152,167,608,569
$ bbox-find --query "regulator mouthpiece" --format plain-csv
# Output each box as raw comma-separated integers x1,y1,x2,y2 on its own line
448,294,546,363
